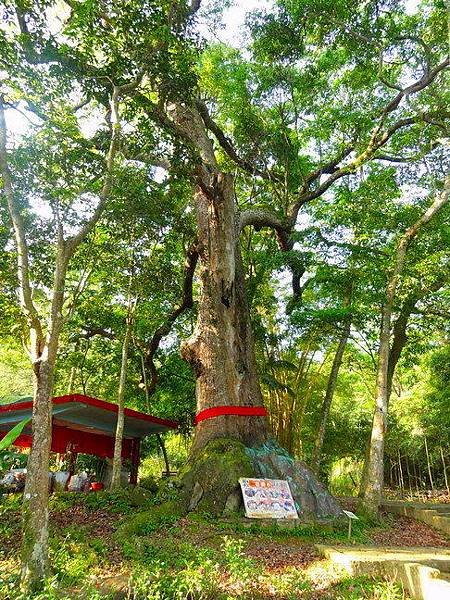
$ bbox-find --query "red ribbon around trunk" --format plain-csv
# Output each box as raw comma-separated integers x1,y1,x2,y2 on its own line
194,405,268,425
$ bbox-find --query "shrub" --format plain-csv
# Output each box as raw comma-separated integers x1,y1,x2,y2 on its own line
127,558,221,600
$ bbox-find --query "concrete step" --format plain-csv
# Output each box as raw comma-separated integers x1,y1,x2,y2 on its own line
316,545,450,600
382,502,450,536
316,545,450,570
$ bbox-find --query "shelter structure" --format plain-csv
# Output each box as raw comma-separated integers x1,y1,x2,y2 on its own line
0,394,178,485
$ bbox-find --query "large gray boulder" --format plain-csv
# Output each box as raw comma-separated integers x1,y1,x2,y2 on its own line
246,439,343,521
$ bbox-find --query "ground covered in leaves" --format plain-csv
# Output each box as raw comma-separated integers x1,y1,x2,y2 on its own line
1,489,448,600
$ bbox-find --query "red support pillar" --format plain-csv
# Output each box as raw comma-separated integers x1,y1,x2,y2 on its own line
129,438,140,486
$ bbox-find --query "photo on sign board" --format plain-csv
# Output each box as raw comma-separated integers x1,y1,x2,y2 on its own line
239,478,298,519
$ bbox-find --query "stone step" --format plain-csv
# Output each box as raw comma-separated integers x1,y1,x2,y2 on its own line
382,502,450,536
316,545,450,570
383,501,450,512
316,545,450,600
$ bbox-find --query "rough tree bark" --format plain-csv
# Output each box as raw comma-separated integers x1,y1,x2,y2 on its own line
167,104,342,520
180,171,269,453
361,178,449,513
311,284,352,472
165,103,269,453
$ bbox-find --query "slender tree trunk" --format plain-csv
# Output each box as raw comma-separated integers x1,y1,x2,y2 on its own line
398,450,405,497
67,368,76,394
424,436,434,491
181,172,268,454
412,459,420,494
440,446,449,494
285,350,308,445
111,298,135,489
140,352,151,412
20,361,53,586
157,434,171,475
361,180,449,513
311,286,352,472
21,250,68,588
405,456,412,499
1,87,126,590
359,287,438,496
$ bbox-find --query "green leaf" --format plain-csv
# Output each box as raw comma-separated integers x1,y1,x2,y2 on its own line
261,373,295,397
0,417,32,452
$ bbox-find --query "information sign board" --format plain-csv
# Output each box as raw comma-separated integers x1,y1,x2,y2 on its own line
239,477,298,519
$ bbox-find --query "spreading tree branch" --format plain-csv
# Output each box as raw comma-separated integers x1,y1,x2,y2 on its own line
0,95,43,345
195,100,282,182
239,209,289,239
79,327,116,340
386,274,447,399
66,77,142,255
142,241,199,395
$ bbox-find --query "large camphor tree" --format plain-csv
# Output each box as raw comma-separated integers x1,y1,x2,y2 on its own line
141,0,448,514
1,0,448,588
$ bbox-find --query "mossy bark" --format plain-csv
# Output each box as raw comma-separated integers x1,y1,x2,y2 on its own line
180,438,343,520
172,105,342,523
179,438,254,515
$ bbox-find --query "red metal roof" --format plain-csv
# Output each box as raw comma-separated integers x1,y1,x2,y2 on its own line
0,394,177,429
0,394,177,458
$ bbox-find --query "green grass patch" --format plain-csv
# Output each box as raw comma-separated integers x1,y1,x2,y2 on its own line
329,574,405,599
49,527,108,585
213,516,372,544
49,487,156,514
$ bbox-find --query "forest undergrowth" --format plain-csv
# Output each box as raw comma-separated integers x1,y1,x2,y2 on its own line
1,489,448,600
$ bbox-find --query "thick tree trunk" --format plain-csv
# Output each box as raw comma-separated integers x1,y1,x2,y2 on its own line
170,105,342,520
178,171,343,520
181,172,268,454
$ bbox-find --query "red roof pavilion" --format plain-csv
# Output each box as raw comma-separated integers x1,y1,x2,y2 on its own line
0,394,178,484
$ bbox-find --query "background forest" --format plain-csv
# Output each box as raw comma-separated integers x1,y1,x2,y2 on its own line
0,0,448,498
0,0,449,597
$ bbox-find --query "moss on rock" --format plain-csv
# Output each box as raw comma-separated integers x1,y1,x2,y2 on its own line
179,438,254,516
153,437,342,522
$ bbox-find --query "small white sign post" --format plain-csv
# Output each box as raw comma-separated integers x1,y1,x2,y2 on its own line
342,509,359,539
239,478,298,519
